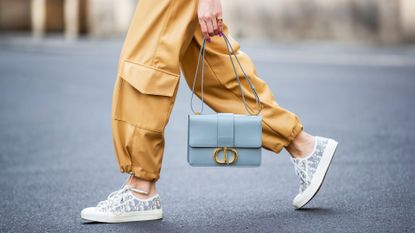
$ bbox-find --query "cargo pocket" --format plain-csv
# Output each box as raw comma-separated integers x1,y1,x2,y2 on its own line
113,60,180,133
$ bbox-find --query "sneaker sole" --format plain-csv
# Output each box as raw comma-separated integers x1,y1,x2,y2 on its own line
293,139,338,209
81,209,163,223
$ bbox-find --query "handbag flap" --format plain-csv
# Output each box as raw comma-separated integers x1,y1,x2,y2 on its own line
188,113,262,148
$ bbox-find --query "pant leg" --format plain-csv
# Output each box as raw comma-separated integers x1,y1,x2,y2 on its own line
180,23,303,154
112,0,199,181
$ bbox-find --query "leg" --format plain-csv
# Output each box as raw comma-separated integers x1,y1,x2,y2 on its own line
180,22,338,210
81,0,199,222
180,23,304,154
112,0,199,183
286,131,316,158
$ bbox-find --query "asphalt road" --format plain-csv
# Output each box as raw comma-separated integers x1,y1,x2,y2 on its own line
0,36,414,233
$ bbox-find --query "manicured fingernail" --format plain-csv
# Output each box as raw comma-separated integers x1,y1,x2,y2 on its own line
219,32,222,37
207,38,211,42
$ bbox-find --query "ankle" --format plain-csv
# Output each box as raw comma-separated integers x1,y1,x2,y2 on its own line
128,175,158,199
286,132,315,159
131,187,158,200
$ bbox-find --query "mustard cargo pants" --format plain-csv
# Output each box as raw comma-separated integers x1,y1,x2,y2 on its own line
112,0,303,181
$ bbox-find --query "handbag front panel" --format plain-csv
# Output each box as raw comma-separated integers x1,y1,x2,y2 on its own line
188,113,262,148
187,147,261,167
187,113,262,167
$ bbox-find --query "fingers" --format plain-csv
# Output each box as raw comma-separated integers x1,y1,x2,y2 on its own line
216,13,224,35
199,19,210,42
206,19,215,37
211,17,219,36
197,0,223,42
198,13,223,41
200,17,221,42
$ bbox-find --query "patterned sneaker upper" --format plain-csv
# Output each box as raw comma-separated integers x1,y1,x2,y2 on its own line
290,136,329,193
95,185,161,215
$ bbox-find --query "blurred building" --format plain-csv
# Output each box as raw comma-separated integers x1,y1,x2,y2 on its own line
0,0,414,43
222,0,415,44
0,0,137,38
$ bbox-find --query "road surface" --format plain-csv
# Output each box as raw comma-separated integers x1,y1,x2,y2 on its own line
0,36,414,232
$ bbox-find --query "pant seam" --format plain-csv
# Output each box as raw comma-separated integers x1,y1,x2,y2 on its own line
132,168,159,182
114,119,163,182
113,118,164,134
124,59,180,77
119,164,160,182
124,124,137,169
152,0,176,69
160,78,179,134
272,120,303,153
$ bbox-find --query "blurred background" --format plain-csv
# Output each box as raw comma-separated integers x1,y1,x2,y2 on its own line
0,0,414,43
1,1,414,233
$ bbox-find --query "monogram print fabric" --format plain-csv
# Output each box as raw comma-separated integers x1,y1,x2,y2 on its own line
291,137,328,192
96,186,162,214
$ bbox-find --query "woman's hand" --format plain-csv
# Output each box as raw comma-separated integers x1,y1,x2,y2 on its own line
197,0,223,42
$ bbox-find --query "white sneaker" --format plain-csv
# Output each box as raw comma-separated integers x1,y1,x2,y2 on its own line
81,185,163,223
290,136,338,209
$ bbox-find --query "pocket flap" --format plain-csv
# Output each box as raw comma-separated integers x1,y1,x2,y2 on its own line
120,60,179,97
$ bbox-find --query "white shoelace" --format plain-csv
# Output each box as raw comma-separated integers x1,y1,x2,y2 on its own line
290,158,312,193
290,138,318,191
291,158,310,183
96,175,149,209
96,185,126,207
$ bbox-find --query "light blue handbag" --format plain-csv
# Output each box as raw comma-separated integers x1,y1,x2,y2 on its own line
187,34,263,167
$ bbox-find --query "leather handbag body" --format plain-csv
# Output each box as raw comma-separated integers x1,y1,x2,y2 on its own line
187,34,263,167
